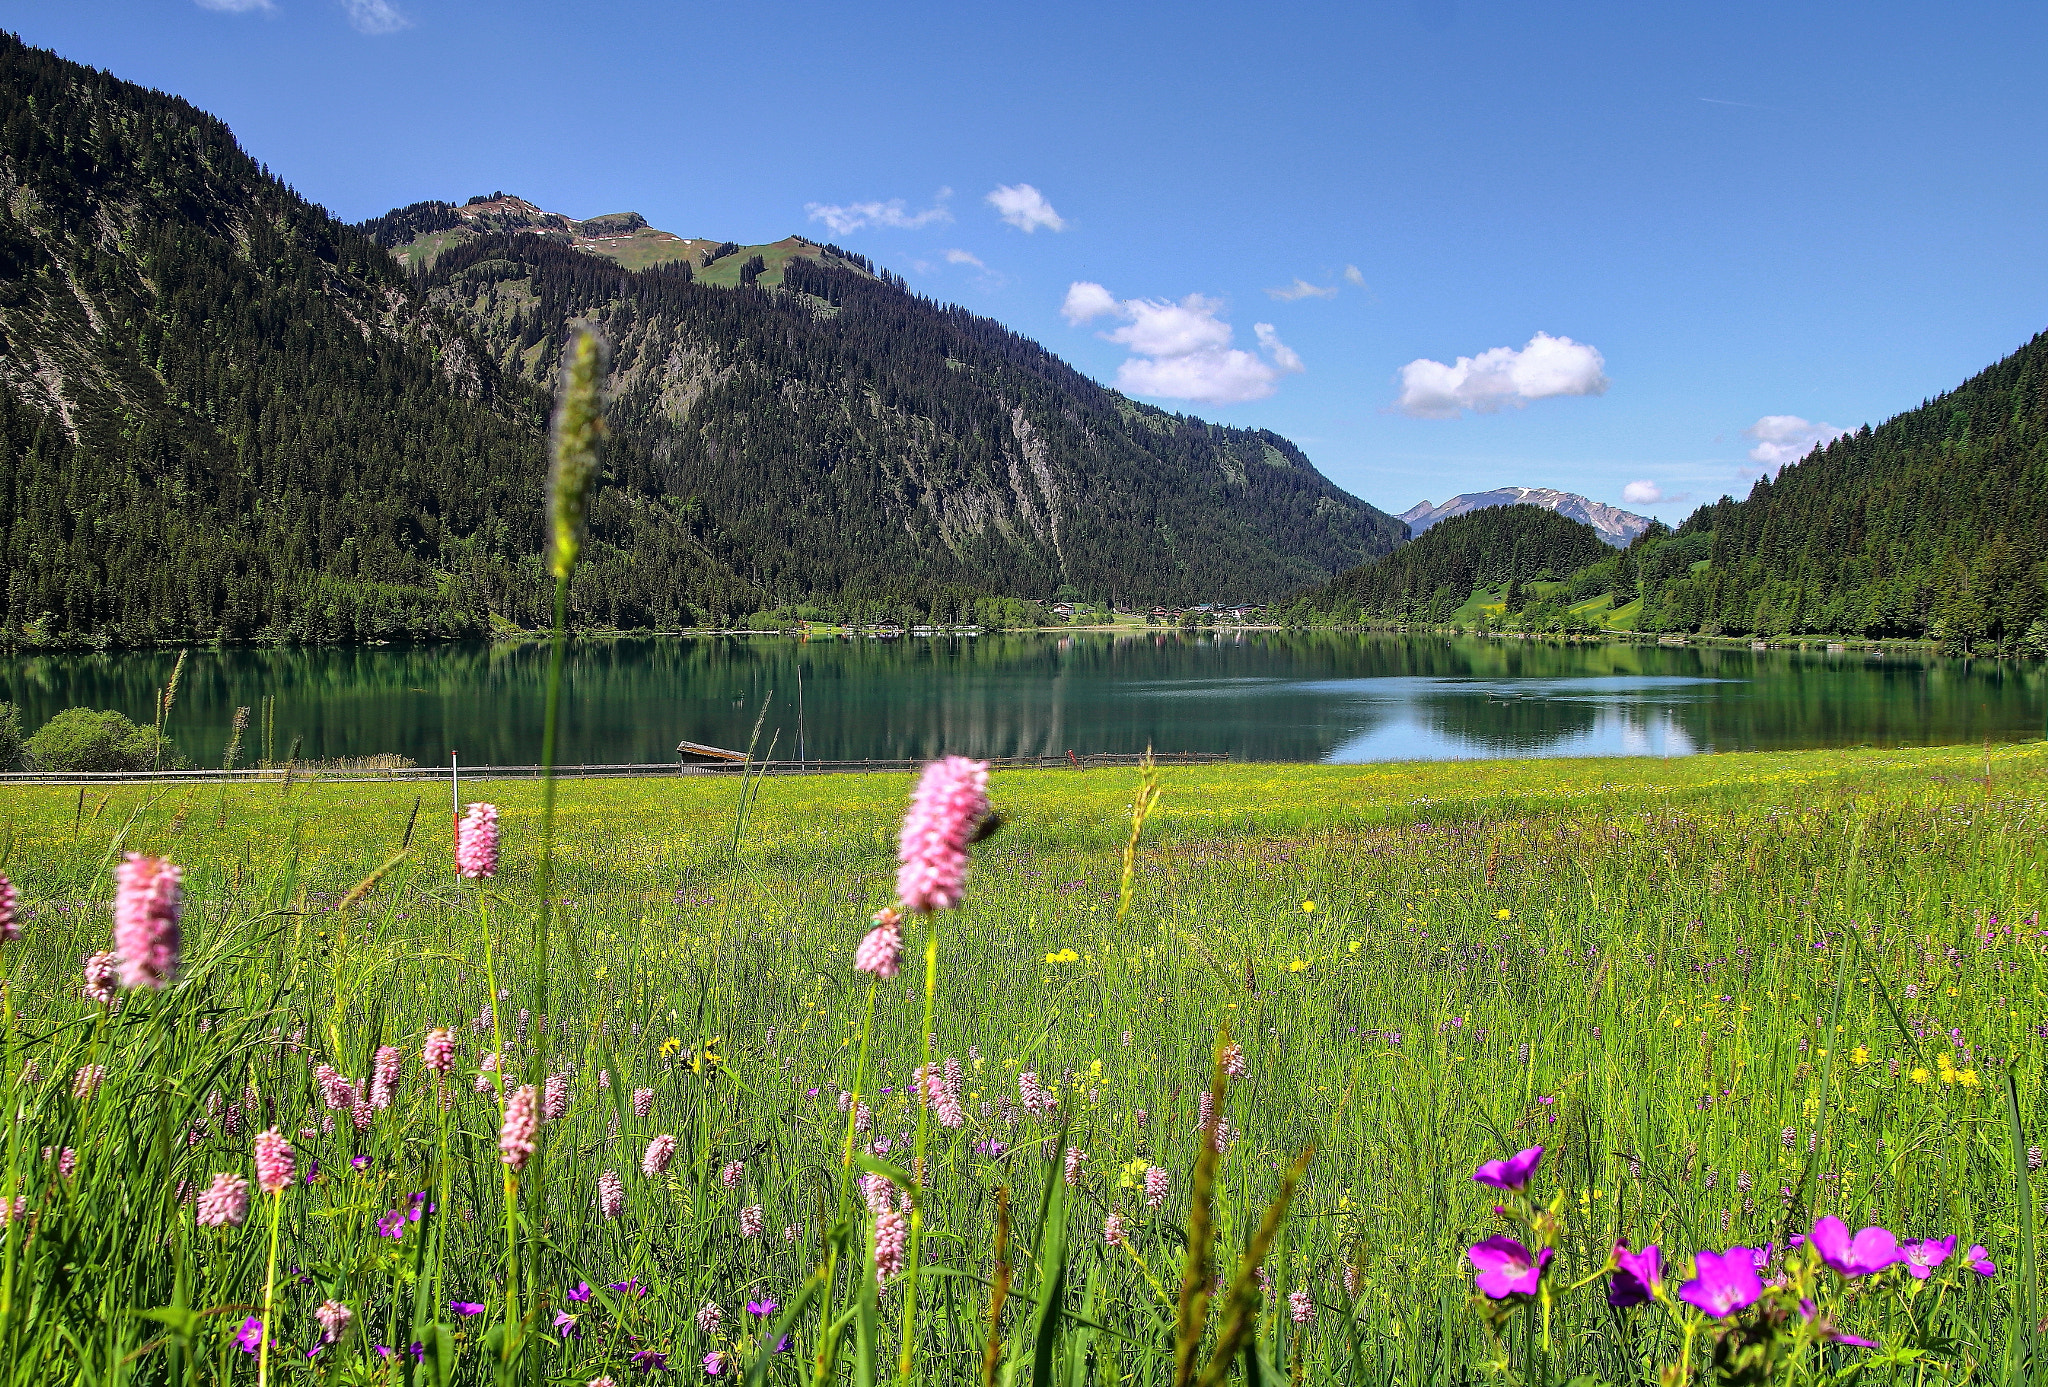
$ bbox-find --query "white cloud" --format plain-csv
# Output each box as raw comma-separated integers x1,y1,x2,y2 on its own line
1064,282,1304,404
196,0,274,12
341,0,410,33
1103,294,1234,358
1343,264,1368,288
942,248,984,268
985,183,1065,233
1265,278,1337,301
1394,332,1609,419
1061,281,1120,326
1744,414,1847,470
805,190,953,236
1254,322,1303,373
1621,481,1663,505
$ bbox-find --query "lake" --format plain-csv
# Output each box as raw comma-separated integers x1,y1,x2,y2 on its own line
1,632,2040,768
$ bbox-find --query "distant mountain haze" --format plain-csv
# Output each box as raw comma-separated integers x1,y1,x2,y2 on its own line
1401,488,1651,547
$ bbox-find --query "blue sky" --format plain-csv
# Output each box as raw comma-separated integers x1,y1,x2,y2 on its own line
15,1,2048,521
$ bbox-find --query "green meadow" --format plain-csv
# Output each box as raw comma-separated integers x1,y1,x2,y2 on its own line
0,740,2041,1383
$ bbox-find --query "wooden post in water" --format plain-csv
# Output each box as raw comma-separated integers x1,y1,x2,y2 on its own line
450,751,460,857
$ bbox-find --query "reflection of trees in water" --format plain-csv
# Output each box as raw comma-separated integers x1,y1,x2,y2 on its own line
0,635,2040,766
1413,691,1603,752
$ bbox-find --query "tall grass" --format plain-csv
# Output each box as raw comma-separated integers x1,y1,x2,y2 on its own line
0,739,2038,1381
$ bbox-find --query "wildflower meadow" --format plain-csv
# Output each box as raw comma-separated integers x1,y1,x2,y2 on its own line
0,336,2039,1384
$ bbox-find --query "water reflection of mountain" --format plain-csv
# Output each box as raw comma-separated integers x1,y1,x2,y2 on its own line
0,636,2039,766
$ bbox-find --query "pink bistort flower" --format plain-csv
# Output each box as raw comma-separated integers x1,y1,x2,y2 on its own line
113,852,182,989
928,1070,965,1129
642,1134,677,1177
314,1299,353,1343
632,1086,654,1118
370,1045,402,1109
854,908,903,978
895,756,990,913
253,1128,295,1195
0,872,18,942
543,1072,571,1121
1289,1288,1314,1324
739,1204,764,1238
598,1170,624,1220
720,1160,743,1189
873,1206,908,1280
500,1085,539,1170
695,1300,722,1334
72,1064,105,1100
80,950,118,1005
422,1027,456,1073
456,803,499,879
196,1173,250,1227
1144,1166,1169,1208
1103,1212,1126,1245
1064,1146,1086,1185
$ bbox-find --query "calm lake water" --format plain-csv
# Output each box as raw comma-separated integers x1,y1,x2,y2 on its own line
1,633,2041,767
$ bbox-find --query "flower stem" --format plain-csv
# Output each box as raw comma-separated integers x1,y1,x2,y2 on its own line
258,1188,282,1387
896,930,939,1380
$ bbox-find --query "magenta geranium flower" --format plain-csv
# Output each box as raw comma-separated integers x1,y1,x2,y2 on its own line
1467,1236,1551,1299
1967,1245,1997,1276
1898,1235,1955,1280
1608,1241,1662,1308
448,1301,486,1316
1471,1146,1543,1192
235,1317,264,1354
1810,1217,1899,1276
1677,1248,1763,1317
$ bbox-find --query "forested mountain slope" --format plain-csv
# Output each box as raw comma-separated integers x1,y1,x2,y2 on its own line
0,26,1399,644
1641,330,2048,644
0,31,724,644
406,232,1403,608
1290,504,1613,623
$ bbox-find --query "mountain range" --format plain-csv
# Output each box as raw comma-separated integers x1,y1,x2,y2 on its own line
1400,488,1650,547
0,31,1400,646
4,27,2041,654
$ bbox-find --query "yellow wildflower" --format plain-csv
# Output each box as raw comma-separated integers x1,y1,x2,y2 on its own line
1496,909,1512,920
1910,1068,1930,1084
1302,900,1316,914
1850,1046,1870,1066
1045,948,1080,964
1959,1070,1981,1088
1288,958,1309,973
1348,940,1362,954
